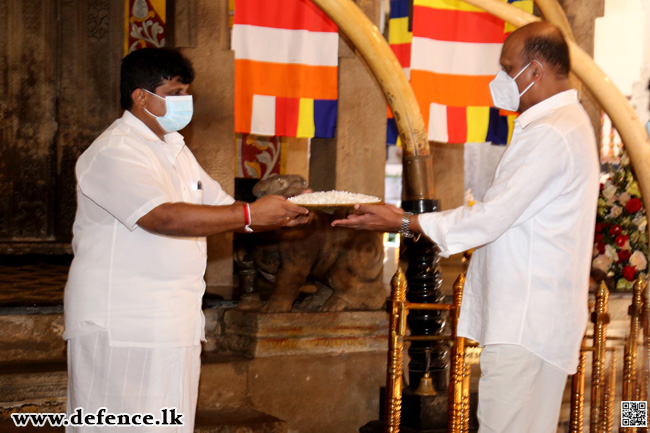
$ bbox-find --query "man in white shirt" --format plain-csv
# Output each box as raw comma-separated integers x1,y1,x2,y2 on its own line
64,48,309,432
333,22,599,433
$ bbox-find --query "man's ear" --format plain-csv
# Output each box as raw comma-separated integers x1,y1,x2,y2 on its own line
531,60,544,80
131,88,147,108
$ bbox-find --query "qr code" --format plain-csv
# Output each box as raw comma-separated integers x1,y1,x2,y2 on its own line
621,401,648,427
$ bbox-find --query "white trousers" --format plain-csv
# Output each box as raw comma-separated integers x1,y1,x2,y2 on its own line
477,344,568,433
66,331,201,432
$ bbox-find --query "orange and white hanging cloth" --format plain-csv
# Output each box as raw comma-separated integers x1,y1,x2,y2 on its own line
232,0,339,138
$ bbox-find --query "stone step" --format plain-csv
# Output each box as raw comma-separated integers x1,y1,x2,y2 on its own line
0,408,287,433
0,361,67,420
0,308,66,364
195,408,287,433
0,302,233,364
0,355,256,419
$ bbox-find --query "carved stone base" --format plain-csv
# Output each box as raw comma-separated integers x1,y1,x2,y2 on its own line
224,310,389,357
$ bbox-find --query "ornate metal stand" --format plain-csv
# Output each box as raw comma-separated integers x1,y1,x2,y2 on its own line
591,282,611,433
401,198,447,391
569,279,649,433
384,270,469,433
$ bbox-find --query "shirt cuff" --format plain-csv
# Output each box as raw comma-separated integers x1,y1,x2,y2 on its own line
124,196,169,231
417,212,452,258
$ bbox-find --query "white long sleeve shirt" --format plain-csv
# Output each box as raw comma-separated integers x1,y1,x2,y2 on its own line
419,90,599,373
64,111,234,347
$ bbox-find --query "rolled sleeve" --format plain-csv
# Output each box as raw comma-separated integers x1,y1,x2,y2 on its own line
76,141,173,231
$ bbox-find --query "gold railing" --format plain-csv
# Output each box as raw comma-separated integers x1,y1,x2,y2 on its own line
570,279,649,433
386,273,649,433
385,269,469,433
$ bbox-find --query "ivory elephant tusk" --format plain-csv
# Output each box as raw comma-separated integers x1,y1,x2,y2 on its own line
310,0,428,158
310,0,435,201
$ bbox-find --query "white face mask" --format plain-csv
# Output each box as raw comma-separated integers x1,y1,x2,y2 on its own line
143,89,193,133
489,60,542,112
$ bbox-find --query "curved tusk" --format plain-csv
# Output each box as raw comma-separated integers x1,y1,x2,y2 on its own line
534,0,576,43
310,0,435,201
310,0,428,158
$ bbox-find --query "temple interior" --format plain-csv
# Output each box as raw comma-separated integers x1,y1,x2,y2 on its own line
0,0,649,432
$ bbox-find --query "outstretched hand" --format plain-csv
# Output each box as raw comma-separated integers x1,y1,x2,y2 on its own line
330,203,405,233
249,194,310,228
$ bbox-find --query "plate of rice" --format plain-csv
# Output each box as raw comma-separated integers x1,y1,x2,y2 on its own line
288,190,382,210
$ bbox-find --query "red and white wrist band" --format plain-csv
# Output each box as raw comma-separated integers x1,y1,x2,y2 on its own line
243,203,253,233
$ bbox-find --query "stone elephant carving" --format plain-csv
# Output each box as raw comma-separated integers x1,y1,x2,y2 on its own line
235,174,387,313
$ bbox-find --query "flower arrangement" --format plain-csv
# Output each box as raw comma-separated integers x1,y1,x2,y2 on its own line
592,149,648,291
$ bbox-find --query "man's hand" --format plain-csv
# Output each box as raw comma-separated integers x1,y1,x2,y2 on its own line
330,203,406,233
249,195,310,228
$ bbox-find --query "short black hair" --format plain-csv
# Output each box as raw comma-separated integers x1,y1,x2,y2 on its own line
521,29,570,76
120,48,195,110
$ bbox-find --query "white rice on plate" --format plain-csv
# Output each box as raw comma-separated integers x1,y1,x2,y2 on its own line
288,190,381,205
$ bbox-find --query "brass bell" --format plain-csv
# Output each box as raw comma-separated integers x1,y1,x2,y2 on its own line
415,348,436,396
414,372,436,396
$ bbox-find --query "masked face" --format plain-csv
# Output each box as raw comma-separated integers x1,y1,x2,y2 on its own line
489,60,542,112
143,89,193,133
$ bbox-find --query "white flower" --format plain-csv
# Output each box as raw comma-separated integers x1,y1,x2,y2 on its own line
605,244,618,262
629,251,648,272
633,213,647,232
608,205,622,219
593,254,612,273
618,192,631,206
602,184,617,201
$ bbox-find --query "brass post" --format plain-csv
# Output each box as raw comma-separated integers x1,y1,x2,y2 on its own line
570,336,588,433
385,268,408,433
461,364,471,433
591,281,611,433
603,348,617,433
638,284,649,433
623,279,645,403
448,273,466,433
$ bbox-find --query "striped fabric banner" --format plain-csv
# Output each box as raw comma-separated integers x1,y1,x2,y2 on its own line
386,0,413,146
409,0,533,145
232,0,338,138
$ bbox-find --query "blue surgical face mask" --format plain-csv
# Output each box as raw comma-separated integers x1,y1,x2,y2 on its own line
143,89,193,133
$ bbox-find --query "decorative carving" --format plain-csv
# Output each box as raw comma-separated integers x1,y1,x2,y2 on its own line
127,0,166,52
88,3,110,42
235,175,386,313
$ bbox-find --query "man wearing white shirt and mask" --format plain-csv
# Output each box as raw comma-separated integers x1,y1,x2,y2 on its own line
333,22,599,433
64,48,309,432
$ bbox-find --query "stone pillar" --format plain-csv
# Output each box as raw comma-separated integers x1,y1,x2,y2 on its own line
558,0,606,148
309,0,386,199
175,0,236,297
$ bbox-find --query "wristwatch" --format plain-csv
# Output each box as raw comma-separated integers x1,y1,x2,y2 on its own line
399,212,414,238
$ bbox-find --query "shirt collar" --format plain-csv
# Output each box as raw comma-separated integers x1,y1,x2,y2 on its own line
516,89,579,129
121,110,186,161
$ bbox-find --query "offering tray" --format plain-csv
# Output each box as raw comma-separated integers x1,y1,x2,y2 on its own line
288,191,382,211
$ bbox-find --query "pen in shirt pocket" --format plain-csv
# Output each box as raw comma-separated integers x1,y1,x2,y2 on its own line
196,180,202,190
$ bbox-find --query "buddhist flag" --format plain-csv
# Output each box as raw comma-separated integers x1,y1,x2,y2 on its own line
233,0,338,138
386,0,413,146
409,0,532,144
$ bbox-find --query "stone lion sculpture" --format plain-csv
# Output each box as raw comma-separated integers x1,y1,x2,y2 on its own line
235,174,387,313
